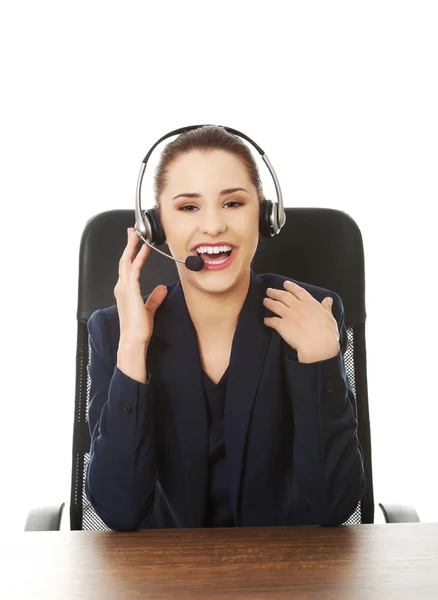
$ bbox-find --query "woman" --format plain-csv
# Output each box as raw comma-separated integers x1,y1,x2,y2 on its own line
85,125,365,531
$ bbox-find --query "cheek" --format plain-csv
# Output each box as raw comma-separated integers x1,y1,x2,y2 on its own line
160,210,187,241
161,214,200,257
235,209,260,241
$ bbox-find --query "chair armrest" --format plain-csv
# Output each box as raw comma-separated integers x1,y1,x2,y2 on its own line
378,502,420,523
24,503,65,531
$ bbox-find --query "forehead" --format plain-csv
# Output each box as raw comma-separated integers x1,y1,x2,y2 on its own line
164,149,252,187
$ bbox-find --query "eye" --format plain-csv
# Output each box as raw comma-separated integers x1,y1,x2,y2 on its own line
224,201,244,208
178,205,199,212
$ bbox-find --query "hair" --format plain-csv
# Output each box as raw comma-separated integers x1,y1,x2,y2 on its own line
153,125,265,210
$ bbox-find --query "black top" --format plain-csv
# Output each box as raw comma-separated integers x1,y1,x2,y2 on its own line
202,367,235,527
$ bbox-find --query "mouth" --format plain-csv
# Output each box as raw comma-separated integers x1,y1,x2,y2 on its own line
191,243,238,271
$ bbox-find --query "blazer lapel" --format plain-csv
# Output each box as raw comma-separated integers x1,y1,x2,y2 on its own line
224,270,273,525
152,282,209,528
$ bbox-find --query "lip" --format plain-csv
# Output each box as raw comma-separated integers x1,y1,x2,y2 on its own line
191,241,236,252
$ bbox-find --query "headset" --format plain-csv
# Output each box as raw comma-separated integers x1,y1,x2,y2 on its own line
134,124,286,271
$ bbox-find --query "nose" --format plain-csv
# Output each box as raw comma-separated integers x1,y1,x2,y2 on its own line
199,205,227,236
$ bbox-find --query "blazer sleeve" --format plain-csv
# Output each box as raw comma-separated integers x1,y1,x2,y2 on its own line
85,308,157,531
283,294,366,526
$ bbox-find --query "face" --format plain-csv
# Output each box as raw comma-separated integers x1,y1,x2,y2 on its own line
159,149,261,296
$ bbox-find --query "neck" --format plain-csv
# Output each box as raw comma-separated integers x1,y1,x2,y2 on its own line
181,271,251,338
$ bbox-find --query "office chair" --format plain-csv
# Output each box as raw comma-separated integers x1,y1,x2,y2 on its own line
25,208,420,530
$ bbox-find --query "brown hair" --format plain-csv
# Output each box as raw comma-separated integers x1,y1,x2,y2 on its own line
153,125,264,210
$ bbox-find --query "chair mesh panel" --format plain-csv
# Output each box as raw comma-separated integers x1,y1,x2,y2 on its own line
340,326,362,525
71,321,364,529
70,321,109,530
82,453,110,530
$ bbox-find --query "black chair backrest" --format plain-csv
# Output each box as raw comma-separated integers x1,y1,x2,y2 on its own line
71,207,374,529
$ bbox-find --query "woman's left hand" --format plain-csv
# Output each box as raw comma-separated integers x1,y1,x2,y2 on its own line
263,280,341,364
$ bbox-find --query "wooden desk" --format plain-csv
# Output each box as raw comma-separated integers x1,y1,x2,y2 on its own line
2,523,438,599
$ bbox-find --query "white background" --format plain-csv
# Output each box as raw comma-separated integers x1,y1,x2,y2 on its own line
1,1,436,531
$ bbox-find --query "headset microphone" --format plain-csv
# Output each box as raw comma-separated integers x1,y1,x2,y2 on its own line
135,232,205,272
182,255,204,271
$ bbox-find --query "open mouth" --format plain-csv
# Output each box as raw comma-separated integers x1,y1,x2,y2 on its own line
196,249,233,265
194,245,234,265
193,244,237,271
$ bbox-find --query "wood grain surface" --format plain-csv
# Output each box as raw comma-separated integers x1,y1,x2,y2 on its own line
2,523,438,599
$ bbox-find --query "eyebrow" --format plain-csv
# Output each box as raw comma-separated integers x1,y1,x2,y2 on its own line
172,187,249,201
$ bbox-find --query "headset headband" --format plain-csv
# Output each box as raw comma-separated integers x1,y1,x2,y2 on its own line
135,124,286,240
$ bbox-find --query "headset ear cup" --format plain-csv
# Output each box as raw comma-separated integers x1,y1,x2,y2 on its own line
259,200,274,237
145,209,166,246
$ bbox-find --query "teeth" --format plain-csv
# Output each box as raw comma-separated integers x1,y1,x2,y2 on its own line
204,257,228,265
195,245,233,255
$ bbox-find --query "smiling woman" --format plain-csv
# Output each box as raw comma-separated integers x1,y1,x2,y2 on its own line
85,125,366,532
156,143,261,298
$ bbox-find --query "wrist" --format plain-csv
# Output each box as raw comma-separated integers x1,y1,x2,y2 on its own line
298,343,340,364
118,338,149,351
117,340,148,384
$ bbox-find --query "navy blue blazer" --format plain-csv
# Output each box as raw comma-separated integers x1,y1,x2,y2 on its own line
85,269,365,531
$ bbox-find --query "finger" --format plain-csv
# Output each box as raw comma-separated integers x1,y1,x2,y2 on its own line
322,296,334,311
145,285,168,316
131,242,151,275
123,228,144,260
283,280,311,300
119,228,139,265
263,296,288,317
266,287,294,308
264,316,282,331
119,229,143,276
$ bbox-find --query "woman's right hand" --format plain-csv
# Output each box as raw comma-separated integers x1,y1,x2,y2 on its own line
114,227,168,346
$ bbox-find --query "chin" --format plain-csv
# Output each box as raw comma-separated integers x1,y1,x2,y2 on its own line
196,266,250,294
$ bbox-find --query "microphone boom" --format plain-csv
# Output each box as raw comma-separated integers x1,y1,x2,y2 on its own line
136,233,205,272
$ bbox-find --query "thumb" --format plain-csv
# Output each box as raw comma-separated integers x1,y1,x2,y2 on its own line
145,285,168,317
